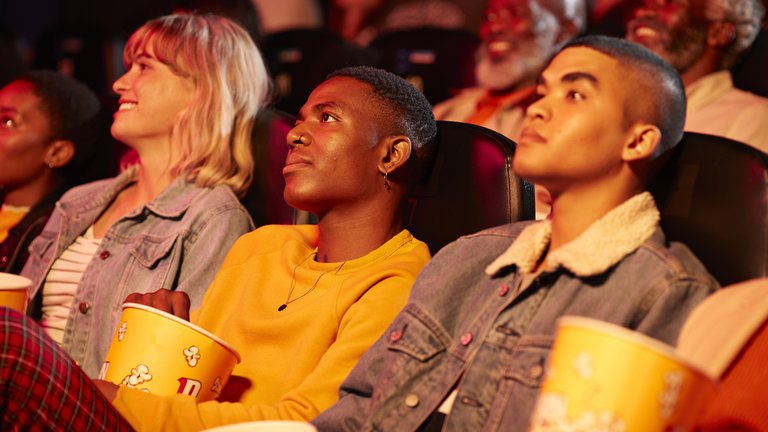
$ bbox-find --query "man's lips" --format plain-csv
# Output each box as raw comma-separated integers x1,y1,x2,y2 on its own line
283,154,311,174
519,128,545,145
627,19,667,44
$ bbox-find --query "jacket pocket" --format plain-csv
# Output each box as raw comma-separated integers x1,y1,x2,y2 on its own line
385,307,448,362
503,335,553,388
27,230,56,263
129,233,182,269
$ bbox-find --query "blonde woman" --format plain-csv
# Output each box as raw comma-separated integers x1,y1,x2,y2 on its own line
20,13,269,378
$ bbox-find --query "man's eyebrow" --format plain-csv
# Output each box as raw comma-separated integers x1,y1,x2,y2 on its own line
297,101,343,121
561,72,599,88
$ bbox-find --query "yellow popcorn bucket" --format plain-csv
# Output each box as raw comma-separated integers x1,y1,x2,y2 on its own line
99,303,241,401
529,316,717,432
0,273,31,313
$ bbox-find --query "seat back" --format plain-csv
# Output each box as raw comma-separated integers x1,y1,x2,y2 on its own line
242,108,298,226
259,28,375,115
369,27,479,105
406,120,535,255
648,132,768,286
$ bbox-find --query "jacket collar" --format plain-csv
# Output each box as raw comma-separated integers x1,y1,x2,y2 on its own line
58,165,206,219
485,192,660,277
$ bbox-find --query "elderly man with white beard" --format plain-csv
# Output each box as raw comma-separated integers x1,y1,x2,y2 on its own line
432,0,586,220
626,0,768,153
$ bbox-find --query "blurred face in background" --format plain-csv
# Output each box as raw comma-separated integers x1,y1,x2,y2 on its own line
476,0,563,91
0,80,53,191
626,0,708,72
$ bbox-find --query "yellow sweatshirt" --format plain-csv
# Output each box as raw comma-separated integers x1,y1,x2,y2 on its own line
112,224,430,431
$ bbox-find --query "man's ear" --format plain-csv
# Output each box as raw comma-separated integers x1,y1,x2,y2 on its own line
46,139,75,168
708,20,736,47
622,124,661,162
378,135,412,176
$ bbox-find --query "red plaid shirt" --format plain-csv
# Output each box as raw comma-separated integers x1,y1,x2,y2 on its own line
0,307,133,431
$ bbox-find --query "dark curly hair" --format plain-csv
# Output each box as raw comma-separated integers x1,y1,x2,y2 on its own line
18,70,114,186
328,66,437,188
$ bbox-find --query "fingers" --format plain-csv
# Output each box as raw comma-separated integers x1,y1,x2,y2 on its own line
123,289,191,321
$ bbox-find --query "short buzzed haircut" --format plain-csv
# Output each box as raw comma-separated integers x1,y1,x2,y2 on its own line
328,66,438,187
561,35,686,155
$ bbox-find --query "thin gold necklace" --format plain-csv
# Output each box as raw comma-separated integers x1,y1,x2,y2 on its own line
278,252,346,312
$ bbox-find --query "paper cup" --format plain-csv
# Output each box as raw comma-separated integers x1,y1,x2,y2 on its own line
202,421,318,432
0,273,31,313
529,316,717,432
99,303,241,401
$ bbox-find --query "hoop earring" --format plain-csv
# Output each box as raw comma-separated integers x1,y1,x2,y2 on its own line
383,170,391,191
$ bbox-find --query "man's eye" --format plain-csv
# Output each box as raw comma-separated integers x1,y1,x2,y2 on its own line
1,117,16,128
321,113,337,122
567,90,585,101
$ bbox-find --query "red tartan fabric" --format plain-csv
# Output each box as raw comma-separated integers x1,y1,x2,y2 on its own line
0,307,133,431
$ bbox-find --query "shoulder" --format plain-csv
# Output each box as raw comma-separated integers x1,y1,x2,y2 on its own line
432,221,532,261
630,229,718,289
58,177,117,203
227,224,317,257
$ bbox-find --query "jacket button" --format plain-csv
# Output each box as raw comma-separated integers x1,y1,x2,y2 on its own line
404,394,420,408
99,251,110,260
389,330,403,343
497,284,510,296
529,364,544,379
78,302,91,314
460,332,473,346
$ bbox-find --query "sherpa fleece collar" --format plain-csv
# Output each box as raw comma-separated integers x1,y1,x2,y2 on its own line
485,192,660,277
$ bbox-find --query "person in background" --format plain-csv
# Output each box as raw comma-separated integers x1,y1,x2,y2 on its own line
0,65,436,430
676,277,768,431
19,13,264,378
626,0,768,153
432,0,587,219
312,35,719,431
0,70,115,275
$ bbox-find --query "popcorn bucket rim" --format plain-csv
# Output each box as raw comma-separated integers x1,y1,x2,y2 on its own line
556,315,716,380
121,302,241,363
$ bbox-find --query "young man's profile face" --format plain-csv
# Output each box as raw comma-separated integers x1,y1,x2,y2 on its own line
283,76,388,214
513,46,636,195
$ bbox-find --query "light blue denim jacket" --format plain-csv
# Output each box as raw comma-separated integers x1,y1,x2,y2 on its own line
21,166,254,378
314,192,719,431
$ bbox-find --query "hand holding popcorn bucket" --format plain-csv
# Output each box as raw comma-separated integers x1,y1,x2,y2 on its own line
0,273,32,313
529,316,717,432
99,303,240,401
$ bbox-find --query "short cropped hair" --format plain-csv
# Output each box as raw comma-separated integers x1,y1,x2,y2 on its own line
561,35,686,155
123,13,270,197
18,70,109,185
328,66,438,188
705,0,764,68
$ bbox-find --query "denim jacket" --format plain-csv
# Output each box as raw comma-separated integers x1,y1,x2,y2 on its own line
21,166,254,377
314,192,719,431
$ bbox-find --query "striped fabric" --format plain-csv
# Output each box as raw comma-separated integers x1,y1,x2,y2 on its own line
40,226,101,343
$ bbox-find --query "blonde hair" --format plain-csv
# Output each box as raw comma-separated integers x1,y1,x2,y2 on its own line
123,13,270,197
